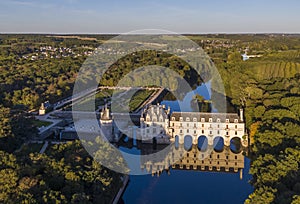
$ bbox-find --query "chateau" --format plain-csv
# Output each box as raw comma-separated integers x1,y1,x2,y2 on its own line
139,104,248,147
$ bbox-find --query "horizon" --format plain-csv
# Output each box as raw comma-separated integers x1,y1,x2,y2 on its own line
1,0,299,33
1,32,300,35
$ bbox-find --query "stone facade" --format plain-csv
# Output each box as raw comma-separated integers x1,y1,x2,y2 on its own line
140,104,248,147
139,104,171,143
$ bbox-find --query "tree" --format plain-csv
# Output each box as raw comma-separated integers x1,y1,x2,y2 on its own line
0,105,12,138
253,106,266,119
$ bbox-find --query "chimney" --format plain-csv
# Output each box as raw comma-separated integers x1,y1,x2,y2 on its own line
239,109,244,122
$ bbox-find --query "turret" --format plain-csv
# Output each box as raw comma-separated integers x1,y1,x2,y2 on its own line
100,104,112,121
99,105,113,142
239,109,244,122
39,103,46,115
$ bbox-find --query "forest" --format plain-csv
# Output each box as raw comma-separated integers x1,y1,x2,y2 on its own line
0,34,300,203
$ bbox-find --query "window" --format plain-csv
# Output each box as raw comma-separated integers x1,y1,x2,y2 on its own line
217,118,221,123
226,119,229,123
187,123,189,127
171,117,175,121
194,130,197,134
186,117,190,122
180,129,183,134
234,119,238,123
226,132,229,135
209,118,212,122
226,125,229,129
202,130,204,134
179,117,183,122
193,118,197,122
187,129,189,133
202,124,204,128
153,128,156,133
210,131,212,135
217,130,220,135
235,125,238,129
235,131,238,135
201,118,205,122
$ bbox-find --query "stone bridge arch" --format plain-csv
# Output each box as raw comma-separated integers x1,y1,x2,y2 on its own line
197,135,208,152
184,135,193,151
213,136,224,152
230,137,242,154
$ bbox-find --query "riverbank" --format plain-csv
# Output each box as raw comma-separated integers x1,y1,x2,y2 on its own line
112,175,129,204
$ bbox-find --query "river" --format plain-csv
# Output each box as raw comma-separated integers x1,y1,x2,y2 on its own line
119,82,253,204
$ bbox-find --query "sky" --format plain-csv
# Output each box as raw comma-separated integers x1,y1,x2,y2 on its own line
0,0,299,34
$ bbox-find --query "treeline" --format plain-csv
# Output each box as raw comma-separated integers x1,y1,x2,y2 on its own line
0,56,85,109
100,50,208,88
244,77,300,204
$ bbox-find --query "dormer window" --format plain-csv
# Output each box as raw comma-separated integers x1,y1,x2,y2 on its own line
234,119,238,123
179,117,183,122
226,119,229,123
186,117,190,122
201,118,205,122
217,118,221,123
209,118,212,122
171,117,175,121
193,118,197,122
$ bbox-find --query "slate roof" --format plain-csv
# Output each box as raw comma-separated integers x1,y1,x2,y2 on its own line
170,112,242,123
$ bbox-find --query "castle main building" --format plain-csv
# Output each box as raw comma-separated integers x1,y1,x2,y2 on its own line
140,104,248,147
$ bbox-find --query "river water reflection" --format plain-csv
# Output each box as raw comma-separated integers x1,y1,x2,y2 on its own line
120,82,253,204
